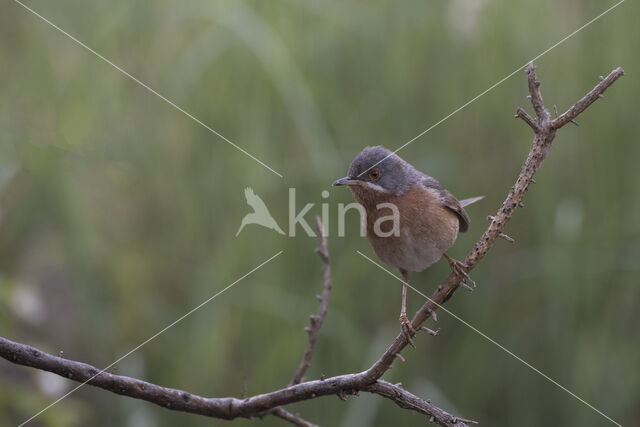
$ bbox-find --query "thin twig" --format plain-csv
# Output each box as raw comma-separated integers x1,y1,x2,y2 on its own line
290,216,332,386
270,408,318,427
364,380,477,427
515,107,540,132
552,67,624,129
527,63,547,119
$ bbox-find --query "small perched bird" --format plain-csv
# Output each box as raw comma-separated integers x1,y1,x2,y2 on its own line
333,146,482,343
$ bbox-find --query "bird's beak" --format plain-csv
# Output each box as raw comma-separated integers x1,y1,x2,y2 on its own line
332,176,358,186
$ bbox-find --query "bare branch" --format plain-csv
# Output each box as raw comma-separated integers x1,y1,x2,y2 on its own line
290,216,332,386
0,337,467,424
552,67,624,129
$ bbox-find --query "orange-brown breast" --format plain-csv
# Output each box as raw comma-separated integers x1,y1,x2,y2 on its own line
351,184,459,272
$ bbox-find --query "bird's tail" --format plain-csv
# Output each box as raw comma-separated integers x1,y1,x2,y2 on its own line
460,196,485,207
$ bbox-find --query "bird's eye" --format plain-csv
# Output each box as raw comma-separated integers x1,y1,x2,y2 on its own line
368,168,381,181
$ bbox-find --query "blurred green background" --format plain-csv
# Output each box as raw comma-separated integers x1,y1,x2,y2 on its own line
1,0,638,426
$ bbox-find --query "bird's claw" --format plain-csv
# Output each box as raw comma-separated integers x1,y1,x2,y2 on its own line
399,314,416,348
446,256,476,288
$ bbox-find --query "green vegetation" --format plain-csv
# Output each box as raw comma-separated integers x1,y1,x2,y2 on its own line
0,1,637,425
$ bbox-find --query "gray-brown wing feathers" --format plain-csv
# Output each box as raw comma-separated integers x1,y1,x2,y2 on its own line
441,191,471,232
421,176,482,233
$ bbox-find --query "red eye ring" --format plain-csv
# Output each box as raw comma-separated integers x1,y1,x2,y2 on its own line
368,168,381,181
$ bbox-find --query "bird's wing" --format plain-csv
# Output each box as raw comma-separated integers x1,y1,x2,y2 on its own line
441,190,471,233
421,176,471,233
244,187,268,212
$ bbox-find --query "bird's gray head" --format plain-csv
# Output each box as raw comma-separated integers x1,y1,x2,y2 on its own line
332,146,418,194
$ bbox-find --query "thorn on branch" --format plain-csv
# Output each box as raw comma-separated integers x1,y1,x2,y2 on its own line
420,326,440,336
498,233,515,243
459,281,474,292
395,353,406,362
241,377,247,399
570,119,580,127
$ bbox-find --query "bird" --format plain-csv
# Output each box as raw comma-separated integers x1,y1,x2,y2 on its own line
333,146,483,344
236,187,285,236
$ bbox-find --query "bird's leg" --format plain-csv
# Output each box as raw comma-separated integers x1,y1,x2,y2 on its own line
399,269,416,348
443,253,475,287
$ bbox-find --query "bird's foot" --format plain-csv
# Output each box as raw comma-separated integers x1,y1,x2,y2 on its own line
399,314,416,348
444,254,476,288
